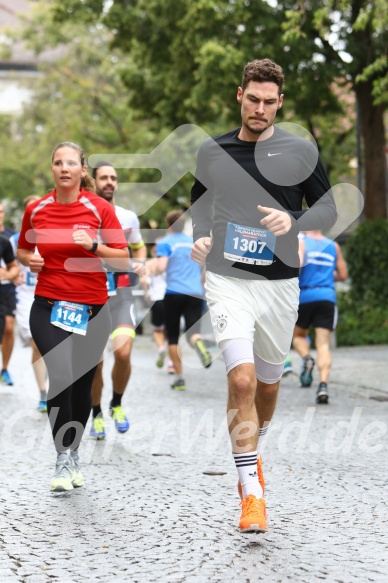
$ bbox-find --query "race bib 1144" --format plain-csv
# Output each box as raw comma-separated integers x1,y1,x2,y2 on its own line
50,301,91,335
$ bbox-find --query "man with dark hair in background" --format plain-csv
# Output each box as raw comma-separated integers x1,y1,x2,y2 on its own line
89,162,146,440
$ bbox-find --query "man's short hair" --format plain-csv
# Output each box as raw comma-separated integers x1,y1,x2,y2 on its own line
241,59,284,94
91,161,115,180
166,210,186,233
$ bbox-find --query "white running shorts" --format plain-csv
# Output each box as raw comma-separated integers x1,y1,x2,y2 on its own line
205,271,299,367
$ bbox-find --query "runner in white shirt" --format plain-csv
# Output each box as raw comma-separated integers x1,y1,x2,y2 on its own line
141,241,176,374
10,195,48,412
89,162,146,440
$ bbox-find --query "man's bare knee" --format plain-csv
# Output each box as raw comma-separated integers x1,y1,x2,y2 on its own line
229,370,256,401
114,347,130,364
257,381,279,401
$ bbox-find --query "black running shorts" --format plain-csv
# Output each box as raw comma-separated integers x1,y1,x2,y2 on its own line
151,299,165,329
296,300,337,331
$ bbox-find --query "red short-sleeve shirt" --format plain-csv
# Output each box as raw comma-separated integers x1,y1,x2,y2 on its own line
18,189,127,304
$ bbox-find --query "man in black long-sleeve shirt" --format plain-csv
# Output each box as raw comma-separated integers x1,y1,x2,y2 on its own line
191,58,337,534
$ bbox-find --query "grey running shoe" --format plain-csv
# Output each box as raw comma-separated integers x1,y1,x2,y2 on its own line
170,378,186,391
194,339,212,368
70,450,84,488
156,350,166,368
300,355,315,387
50,452,73,492
316,382,329,404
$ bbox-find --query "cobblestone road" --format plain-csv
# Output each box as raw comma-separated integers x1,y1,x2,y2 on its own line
0,335,387,582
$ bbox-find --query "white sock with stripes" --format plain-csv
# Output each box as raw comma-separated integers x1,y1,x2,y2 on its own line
233,451,263,499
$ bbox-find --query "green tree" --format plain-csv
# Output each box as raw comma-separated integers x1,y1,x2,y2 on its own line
50,0,386,218
280,0,387,219
0,11,162,218
336,218,388,346
5,1,385,221
51,0,282,128
1,2,202,226
345,218,388,306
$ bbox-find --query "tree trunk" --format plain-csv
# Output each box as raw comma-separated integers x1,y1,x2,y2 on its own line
356,81,387,220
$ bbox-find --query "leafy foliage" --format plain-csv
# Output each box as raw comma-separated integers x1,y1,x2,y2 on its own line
336,218,388,346
0,10,159,216
345,218,388,306
47,0,386,217
336,292,388,346
1,0,386,222
280,0,387,218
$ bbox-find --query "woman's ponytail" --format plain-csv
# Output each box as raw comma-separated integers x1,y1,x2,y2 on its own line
81,174,96,193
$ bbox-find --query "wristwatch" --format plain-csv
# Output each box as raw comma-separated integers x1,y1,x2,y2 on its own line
90,239,99,253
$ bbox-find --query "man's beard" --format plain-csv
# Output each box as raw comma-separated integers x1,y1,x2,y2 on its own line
96,188,114,201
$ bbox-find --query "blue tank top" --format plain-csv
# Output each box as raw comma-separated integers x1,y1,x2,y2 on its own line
156,232,204,297
299,236,337,304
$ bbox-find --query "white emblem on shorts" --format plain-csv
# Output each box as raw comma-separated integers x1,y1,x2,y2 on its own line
216,314,228,333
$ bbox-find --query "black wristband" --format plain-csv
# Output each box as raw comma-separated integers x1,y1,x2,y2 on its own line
90,240,98,253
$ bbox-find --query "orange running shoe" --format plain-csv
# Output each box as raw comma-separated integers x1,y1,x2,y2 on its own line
237,455,265,500
239,495,267,533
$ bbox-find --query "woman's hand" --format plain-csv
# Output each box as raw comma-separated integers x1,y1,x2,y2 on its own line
73,229,93,251
29,254,45,273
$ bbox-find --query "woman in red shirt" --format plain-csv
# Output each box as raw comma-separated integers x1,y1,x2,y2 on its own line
18,142,129,492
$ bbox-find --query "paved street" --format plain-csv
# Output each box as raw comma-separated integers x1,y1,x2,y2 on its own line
0,332,387,582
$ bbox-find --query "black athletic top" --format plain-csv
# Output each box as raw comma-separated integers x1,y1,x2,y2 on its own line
0,234,15,266
190,127,337,280
0,226,16,290
0,234,15,295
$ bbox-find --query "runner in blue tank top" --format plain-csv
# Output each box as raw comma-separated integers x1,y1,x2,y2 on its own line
299,236,337,304
156,210,212,391
292,230,348,403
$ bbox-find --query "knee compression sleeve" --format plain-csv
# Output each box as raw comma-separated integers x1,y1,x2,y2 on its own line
219,338,254,375
254,352,284,384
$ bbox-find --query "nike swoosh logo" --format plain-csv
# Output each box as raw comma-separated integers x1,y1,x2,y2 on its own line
267,152,282,156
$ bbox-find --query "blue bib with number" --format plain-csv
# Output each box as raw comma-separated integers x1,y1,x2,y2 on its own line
224,222,276,266
50,301,91,336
